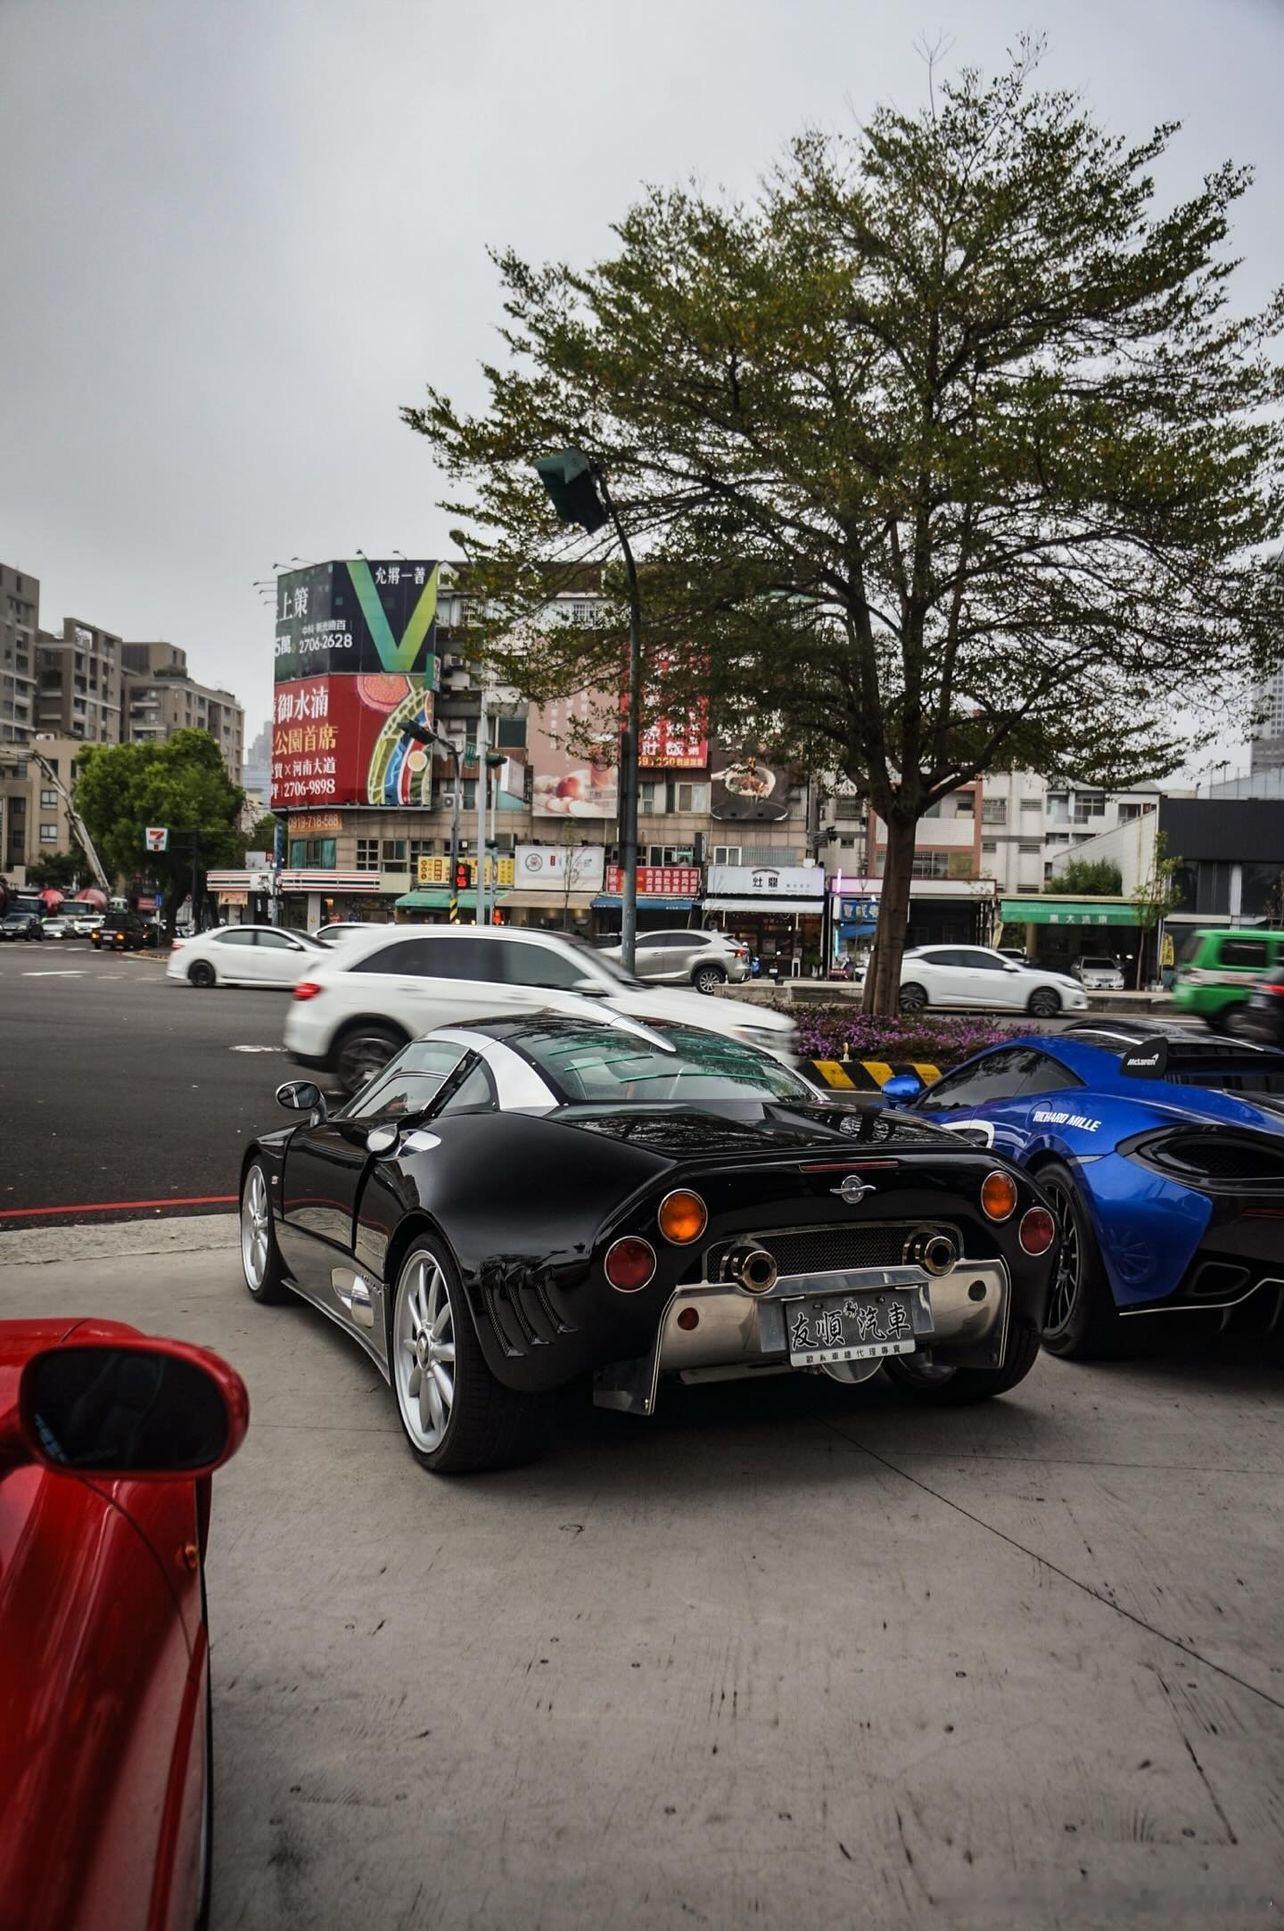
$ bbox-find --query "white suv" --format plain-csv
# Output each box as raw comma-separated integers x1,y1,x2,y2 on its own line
284,925,796,1091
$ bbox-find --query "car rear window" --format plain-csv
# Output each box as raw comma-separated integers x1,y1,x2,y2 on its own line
505,1018,814,1104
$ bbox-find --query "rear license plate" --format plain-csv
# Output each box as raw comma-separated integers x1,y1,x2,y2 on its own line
785,1289,919,1366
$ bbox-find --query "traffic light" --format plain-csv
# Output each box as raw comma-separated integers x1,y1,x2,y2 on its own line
454,859,469,892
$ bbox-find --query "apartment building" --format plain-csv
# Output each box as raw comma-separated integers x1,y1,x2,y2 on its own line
977,772,1161,892
0,564,39,745
0,736,85,873
121,642,244,780
36,619,123,743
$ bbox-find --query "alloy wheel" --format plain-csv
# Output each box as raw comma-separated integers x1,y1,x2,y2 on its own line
336,1030,400,1091
693,964,723,995
1044,1180,1081,1333
394,1254,457,1452
1029,989,1061,1017
241,1166,270,1290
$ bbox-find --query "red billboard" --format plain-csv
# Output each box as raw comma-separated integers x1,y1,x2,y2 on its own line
270,672,435,809
605,865,702,898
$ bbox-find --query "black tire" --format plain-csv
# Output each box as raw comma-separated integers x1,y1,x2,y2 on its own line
1205,1004,1242,1036
334,1020,408,1093
692,962,725,995
389,1235,547,1473
899,981,928,1014
1027,986,1062,1018
239,1158,291,1304
884,1319,1043,1405
1037,1160,1146,1359
188,958,217,989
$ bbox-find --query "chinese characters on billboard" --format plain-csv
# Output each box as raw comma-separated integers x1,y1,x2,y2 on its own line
527,691,618,820
632,652,708,769
270,559,441,810
605,865,702,898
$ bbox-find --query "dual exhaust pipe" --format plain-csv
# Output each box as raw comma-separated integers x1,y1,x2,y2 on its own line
720,1229,959,1297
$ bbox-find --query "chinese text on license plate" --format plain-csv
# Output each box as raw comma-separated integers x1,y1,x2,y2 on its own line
786,1290,918,1367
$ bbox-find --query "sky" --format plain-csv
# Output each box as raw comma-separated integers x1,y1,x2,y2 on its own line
1,0,1281,769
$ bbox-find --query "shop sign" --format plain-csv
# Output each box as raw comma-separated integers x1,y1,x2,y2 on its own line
706,864,825,899
515,844,605,888
605,865,702,898
710,741,791,822
274,559,440,683
634,658,708,769
416,855,515,888
288,812,342,836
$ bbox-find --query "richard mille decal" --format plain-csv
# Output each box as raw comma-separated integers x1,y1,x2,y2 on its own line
1032,1108,1103,1133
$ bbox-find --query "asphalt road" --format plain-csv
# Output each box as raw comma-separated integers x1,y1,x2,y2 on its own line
0,943,292,1222
2,1217,1279,1930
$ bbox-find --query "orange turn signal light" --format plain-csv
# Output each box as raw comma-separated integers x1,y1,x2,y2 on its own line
980,1170,1019,1222
657,1189,708,1246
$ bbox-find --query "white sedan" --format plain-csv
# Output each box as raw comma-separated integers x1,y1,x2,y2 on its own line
898,944,1088,1017
167,924,329,990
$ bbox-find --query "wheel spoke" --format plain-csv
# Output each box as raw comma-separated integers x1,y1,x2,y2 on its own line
431,1361,453,1409
419,1382,437,1436
425,1266,444,1332
425,1378,444,1433
430,1300,451,1340
434,1340,455,1363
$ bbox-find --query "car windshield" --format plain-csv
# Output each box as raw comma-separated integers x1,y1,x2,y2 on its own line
505,1018,814,1104
1080,957,1116,969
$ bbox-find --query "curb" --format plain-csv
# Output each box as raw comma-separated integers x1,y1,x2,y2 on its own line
801,1058,941,1092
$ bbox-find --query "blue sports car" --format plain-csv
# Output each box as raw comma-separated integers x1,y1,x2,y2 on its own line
886,1021,1284,1358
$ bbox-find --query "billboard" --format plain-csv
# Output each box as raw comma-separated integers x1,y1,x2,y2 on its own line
635,655,708,770
528,692,618,820
515,843,606,889
274,559,441,683
710,740,791,823
271,672,436,809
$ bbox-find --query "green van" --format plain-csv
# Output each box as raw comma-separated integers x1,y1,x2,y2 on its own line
1173,927,1284,1028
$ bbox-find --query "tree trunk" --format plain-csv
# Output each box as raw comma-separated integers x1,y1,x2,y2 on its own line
863,815,917,1016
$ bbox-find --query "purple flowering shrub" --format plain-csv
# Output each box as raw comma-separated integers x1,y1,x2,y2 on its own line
793,1008,1018,1066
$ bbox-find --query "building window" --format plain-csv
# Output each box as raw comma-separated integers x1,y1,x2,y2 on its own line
1018,841,1042,855
1020,796,1042,813
981,839,998,855
356,839,380,871
954,792,975,816
39,823,58,842
711,845,741,865
382,839,407,867
1073,790,1106,823
981,799,1007,825
462,780,477,811
645,844,695,866
288,837,336,868
40,788,56,806
1118,801,1143,822
908,851,951,879
638,782,660,814
408,839,435,867
494,716,526,750
839,835,857,849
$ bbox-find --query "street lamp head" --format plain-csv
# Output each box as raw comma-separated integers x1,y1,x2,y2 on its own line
399,721,437,748
532,449,610,534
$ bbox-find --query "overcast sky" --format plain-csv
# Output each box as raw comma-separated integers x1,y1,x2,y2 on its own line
1,0,1280,770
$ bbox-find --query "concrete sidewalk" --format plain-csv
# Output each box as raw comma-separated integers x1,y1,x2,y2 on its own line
2,1222,1280,1929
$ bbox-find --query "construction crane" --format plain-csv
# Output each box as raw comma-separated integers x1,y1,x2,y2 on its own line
0,746,114,898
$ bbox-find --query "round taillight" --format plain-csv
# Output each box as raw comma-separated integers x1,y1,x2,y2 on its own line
603,1237,656,1293
657,1189,708,1246
1019,1206,1057,1256
981,1170,1019,1221
293,980,324,1001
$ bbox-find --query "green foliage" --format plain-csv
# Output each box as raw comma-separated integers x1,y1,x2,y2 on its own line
25,850,85,891
1132,832,1183,934
1046,858,1124,896
405,42,1284,1009
74,731,246,924
243,811,280,856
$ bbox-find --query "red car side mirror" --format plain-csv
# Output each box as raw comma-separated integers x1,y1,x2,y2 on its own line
8,1337,249,1481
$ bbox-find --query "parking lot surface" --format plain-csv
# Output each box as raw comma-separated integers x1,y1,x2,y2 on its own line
2,1220,1279,1929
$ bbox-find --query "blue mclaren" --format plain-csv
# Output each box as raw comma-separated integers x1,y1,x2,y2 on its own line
885,1021,1284,1358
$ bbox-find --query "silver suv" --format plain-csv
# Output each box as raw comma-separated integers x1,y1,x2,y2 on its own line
598,927,749,994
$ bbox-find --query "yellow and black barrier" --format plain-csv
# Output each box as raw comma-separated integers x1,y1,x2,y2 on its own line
801,1058,941,1093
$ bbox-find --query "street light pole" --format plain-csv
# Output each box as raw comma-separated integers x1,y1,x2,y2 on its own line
401,721,461,922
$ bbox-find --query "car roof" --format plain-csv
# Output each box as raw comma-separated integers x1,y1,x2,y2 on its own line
1006,1020,1284,1088
323,923,573,962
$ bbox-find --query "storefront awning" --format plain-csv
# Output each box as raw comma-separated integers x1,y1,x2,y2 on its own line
703,897,824,914
1001,898,1137,927
502,888,600,911
591,895,698,911
395,889,509,912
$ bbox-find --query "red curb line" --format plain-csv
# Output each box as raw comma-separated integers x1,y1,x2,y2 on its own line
0,1194,238,1221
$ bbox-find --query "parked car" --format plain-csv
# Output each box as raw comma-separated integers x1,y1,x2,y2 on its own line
996,947,1029,965
596,927,750,993
0,911,43,942
882,1021,1284,1356
1173,927,1284,1031
897,945,1088,1017
1236,966,1284,1047
91,911,154,952
37,914,74,940
1071,954,1126,991
0,1318,248,1930
167,923,329,989
282,924,797,1092
241,1015,1055,1472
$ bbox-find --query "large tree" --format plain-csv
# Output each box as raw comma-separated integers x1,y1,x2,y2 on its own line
75,730,245,936
407,44,1284,1011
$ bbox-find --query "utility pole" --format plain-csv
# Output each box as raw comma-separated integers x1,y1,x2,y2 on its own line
401,720,461,921
475,689,488,925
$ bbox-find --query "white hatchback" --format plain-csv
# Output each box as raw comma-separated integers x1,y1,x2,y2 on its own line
282,924,797,1091
167,924,329,990
898,944,1088,1017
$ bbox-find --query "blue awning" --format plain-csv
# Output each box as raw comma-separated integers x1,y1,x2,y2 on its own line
591,895,699,911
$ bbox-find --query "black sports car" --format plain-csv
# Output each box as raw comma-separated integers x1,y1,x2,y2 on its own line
239,1015,1058,1472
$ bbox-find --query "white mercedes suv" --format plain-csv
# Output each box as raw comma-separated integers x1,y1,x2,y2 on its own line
283,924,796,1091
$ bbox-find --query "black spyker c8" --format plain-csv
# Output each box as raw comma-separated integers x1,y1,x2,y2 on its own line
240,1015,1057,1472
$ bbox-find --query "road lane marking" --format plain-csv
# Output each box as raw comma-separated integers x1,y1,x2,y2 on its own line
230,1044,285,1053
22,969,86,977
0,1192,239,1221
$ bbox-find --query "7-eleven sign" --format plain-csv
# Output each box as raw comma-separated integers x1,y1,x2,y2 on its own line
145,826,169,854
